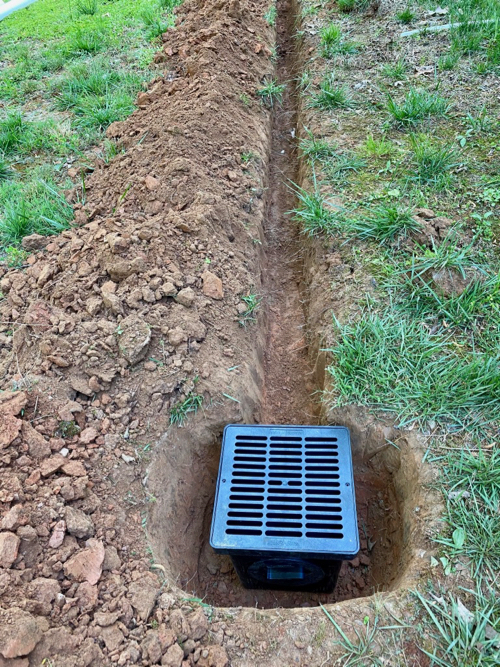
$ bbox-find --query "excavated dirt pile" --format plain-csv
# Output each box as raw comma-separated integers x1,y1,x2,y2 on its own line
0,0,276,663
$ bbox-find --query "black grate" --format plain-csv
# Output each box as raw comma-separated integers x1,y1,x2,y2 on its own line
210,425,359,559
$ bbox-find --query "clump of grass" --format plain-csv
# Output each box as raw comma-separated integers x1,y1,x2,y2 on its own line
414,589,500,666
438,52,460,71
75,0,98,15
381,58,408,81
66,28,108,55
337,0,370,12
0,110,73,157
320,24,359,58
257,78,285,107
410,134,459,188
169,392,203,426
362,134,394,157
323,152,366,184
321,605,381,665
0,177,73,244
299,133,338,161
264,3,276,26
238,294,261,327
326,308,500,428
405,232,479,280
387,88,451,126
141,6,174,40
290,180,343,237
309,76,354,110
4,246,29,267
396,7,415,24
73,92,135,131
349,204,421,244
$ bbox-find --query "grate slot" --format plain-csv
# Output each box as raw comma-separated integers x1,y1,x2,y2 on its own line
265,530,302,537
228,503,263,509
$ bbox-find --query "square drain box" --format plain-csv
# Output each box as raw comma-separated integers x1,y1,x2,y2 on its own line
210,424,359,593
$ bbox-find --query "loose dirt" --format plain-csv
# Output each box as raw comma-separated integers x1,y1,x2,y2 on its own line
0,0,440,664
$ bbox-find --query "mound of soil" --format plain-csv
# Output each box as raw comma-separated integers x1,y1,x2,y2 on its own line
0,0,277,663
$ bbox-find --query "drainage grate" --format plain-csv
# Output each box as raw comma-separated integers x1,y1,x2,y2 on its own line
210,425,359,560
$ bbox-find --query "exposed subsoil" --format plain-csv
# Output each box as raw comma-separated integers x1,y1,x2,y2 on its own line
0,0,440,664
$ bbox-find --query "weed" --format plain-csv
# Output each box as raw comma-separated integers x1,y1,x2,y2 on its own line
299,133,338,161
0,178,73,244
396,7,415,23
239,93,251,107
169,392,203,426
323,152,366,183
387,88,450,126
320,24,359,57
410,134,459,188
264,3,276,26
4,247,29,267
66,28,108,55
326,308,500,428
414,589,500,666
141,6,174,40
257,78,285,107
238,293,261,327
438,52,460,71
321,605,382,665
240,151,258,164
290,178,344,237
73,92,135,132
75,0,98,15
338,0,370,13
310,76,354,110
58,421,81,438
349,204,421,244
381,58,408,81
362,134,394,157
297,70,312,92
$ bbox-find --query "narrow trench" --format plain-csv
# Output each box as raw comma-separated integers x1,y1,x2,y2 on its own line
260,0,316,427
149,0,423,610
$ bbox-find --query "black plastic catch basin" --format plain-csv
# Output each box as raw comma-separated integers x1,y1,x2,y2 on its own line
210,424,359,593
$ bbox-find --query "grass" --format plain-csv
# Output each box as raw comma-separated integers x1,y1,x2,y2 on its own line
362,134,394,157
409,134,459,188
310,76,354,110
414,588,500,667
169,392,203,426
387,88,451,126
326,308,500,429
299,133,338,161
381,58,408,80
290,180,343,237
257,78,285,107
264,2,276,26
238,294,261,327
321,605,382,666
0,0,179,248
348,204,421,244
323,152,366,183
396,7,415,24
320,23,359,58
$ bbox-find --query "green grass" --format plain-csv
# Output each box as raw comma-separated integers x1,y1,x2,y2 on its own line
290,181,343,237
0,175,74,245
409,135,459,188
238,294,261,327
415,588,500,667
387,88,451,126
323,152,366,183
381,58,408,80
299,134,338,161
396,7,415,23
0,0,179,248
320,23,359,58
257,78,285,107
326,308,500,429
362,134,394,157
264,3,276,26
337,0,370,12
169,392,203,426
310,76,354,110
348,204,421,244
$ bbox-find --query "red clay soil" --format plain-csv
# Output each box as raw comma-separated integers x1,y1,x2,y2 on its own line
0,0,280,663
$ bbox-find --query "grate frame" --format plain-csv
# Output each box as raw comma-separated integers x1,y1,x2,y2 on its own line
210,424,359,560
